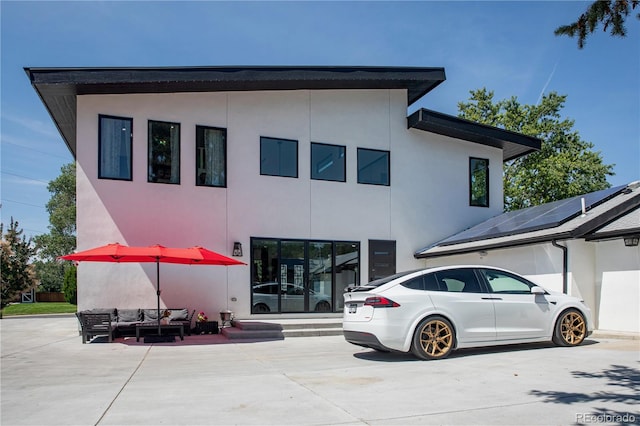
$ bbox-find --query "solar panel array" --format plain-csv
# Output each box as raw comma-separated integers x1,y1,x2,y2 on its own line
438,185,626,246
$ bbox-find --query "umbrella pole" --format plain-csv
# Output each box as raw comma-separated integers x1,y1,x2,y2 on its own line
156,260,161,335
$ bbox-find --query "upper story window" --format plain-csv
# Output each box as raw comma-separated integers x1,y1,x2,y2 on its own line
357,148,390,186
260,136,298,178
148,120,180,184
311,142,346,182
470,157,489,207
196,126,226,187
98,115,132,181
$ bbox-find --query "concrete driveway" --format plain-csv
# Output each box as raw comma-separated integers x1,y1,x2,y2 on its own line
1,315,638,425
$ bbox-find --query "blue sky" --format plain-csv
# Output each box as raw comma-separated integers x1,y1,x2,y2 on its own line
1,1,638,239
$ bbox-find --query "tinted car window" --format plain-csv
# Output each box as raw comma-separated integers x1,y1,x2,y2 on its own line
424,273,441,291
365,269,424,288
401,276,424,290
481,269,535,294
434,269,484,293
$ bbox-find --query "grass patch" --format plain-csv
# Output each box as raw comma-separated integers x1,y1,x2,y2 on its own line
2,302,77,316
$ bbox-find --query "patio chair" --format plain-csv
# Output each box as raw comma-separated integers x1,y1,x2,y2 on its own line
79,312,114,343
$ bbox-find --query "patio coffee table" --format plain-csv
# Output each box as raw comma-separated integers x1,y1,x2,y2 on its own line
135,322,184,342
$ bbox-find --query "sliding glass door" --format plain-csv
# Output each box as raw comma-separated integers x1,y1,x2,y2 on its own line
251,238,359,314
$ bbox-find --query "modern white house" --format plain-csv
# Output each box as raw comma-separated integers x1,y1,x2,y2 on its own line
26,66,541,319
416,183,640,334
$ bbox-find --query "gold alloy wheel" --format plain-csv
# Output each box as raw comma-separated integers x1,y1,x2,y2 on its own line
559,311,586,345
419,319,453,358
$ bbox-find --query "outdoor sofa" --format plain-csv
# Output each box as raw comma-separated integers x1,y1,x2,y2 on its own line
76,308,195,343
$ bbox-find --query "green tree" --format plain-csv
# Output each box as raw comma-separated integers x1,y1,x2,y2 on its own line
34,163,77,292
1,218,38,309
555,0,639,48
458,88,615,211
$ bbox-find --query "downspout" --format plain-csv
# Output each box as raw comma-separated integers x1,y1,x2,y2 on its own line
551,240,568,294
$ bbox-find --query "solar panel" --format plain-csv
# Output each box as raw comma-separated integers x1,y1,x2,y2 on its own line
439,185,626,246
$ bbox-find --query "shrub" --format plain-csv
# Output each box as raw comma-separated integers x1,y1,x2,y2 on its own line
62,265,77,305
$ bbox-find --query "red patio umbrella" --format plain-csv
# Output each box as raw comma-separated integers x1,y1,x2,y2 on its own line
60,243,245,337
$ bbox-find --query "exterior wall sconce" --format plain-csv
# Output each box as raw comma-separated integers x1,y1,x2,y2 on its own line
623,236,639,247
232,242,243,256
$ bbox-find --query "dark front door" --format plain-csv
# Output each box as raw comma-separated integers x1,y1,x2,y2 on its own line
368,239,396,282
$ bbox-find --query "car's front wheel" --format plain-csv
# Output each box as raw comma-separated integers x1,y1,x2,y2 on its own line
552,309,587,346
411,316,455,360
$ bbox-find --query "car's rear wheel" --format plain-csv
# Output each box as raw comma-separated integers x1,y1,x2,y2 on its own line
314,301,331,312
253,303,270,313
552,309,586,346
411,316,455,360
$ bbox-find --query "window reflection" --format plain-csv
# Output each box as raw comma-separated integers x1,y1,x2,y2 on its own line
250,239,360,313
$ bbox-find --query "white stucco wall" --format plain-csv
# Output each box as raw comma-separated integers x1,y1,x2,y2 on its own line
75,89,504,317
594,239,640,333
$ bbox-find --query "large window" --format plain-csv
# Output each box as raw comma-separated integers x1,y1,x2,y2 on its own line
251,238,360,314
196,126,226,187
311,142,346,182
98,115,132,180
470,157,489,207
358,148,390,186
260,137,298,178
148,120,180,184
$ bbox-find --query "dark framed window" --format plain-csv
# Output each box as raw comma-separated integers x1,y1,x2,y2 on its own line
358,148,390,186
260,137,298,178
196,126,226,187
98,115,132,180
470,157,489,207
148,120,180,184
311,142,346,182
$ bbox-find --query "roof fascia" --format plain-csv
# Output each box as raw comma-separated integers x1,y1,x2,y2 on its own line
25,66,447,156
414,233,574,259
407,109,541,162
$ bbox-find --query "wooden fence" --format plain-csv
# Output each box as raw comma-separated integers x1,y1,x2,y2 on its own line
35,292,66,302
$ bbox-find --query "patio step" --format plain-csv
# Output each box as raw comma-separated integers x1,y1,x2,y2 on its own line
220,321,284,340
221,319,343,339
280,321,343,337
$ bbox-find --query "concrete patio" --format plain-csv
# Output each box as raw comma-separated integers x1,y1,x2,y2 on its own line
1,315,638,425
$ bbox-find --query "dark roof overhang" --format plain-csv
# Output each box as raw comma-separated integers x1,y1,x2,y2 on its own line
24,66,446,155
407,108,541,162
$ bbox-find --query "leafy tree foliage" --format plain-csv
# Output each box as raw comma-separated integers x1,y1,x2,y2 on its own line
1,218,38,309
555,0,639,48
458,89,615,211
34,163,77,292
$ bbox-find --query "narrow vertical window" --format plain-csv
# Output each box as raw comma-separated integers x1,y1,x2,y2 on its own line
470,157,489,207
99,115,132,180
357,148,390,186
311,142,346,182
260,137,298,178
196,126,226,187
148,120,180,184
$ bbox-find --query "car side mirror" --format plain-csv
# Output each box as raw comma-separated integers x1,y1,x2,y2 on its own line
531,286,546,295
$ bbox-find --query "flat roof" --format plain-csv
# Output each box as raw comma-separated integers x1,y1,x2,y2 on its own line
408,109,541,161
24,66,446,154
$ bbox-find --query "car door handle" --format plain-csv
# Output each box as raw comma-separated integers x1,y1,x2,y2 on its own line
482,297,502,300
